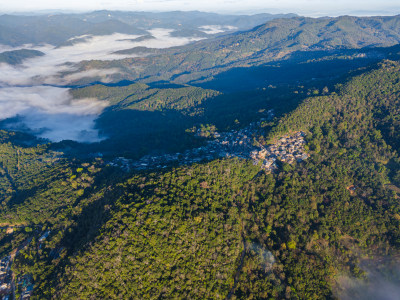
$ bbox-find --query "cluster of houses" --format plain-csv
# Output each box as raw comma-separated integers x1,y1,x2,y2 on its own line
0,256,12,299
17,275,34,299
111,119,267,171
0,251,33,300
0,227,50,300
108,110,308,172
108,115,309,173
250,131,309,172
15,230,51,299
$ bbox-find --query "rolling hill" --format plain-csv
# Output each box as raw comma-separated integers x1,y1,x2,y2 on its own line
81,15,400,86
1,10,400,300
0,49,44,65
1,57,400,299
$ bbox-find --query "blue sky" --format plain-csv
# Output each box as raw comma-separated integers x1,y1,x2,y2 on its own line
1,0,400,16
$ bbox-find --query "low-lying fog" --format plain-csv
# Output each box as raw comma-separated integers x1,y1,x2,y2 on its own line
199,25,238,34
336,257,400,300
0,28,204,143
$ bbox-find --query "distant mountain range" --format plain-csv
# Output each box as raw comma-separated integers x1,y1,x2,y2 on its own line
0,11,297,46
89,15,400,85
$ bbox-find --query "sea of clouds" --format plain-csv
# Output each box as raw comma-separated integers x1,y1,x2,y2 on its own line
0,29,202,142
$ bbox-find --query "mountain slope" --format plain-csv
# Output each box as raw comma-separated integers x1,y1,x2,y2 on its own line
3,58,400,299
50,56,400,296
92,15,400,84
1,12,400,299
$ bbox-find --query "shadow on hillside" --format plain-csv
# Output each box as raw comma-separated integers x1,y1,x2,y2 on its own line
55,82,310,159
54,46,392,158
40,168,127,292
43,166,172,295
0,122,47,148
60,174,120,255
191,48,386,93
77,109,205,159
7,185,40,209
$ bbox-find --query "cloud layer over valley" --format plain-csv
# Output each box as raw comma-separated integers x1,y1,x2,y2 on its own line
0,29,202,142
0,86,108,142
0,29,202,86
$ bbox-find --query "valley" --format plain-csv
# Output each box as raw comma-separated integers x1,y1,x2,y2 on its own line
0,8,400,300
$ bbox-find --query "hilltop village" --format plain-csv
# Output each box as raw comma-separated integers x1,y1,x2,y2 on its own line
251,131,309,172
109,118,309,173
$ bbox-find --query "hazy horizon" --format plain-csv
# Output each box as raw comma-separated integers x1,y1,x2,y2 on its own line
1,0,400,17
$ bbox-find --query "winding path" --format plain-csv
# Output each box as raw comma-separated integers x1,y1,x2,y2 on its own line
226,235,247,300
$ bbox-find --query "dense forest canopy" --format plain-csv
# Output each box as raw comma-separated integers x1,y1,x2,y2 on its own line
0,58,399,298
0,11,400,299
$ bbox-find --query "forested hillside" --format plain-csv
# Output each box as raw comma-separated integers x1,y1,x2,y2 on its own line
66,82,308,158
54,60,400,299
2,4,400,299
0,58,398,299
81,15,400,85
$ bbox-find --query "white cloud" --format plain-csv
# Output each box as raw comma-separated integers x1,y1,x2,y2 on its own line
0,86,108,142
0,86,106,119
199,25,238,34
62,68,121,84
0,29,201,142
0,30,202,86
